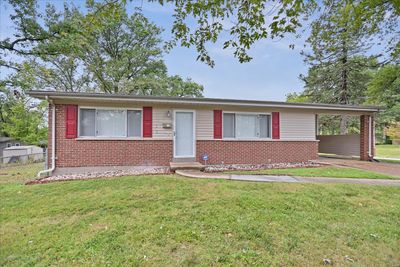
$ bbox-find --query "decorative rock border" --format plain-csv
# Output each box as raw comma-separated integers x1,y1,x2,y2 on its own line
26,167,171,185
26,161,324,185
204,161,323,173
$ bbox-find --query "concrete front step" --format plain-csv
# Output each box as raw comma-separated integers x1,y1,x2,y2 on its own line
170,162,205,171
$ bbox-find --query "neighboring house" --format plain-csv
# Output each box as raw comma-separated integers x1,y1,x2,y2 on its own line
2,145,44,164
0,137,22,158
28,91,379,172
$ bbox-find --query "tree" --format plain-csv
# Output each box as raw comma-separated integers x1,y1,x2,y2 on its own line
75,3,166,93
0,100,47,145
366,64,400,142
301,0,382,134
1,0,204,97
2,0,398,68
367,64,400,122
157,0,399,66
286,92,310,103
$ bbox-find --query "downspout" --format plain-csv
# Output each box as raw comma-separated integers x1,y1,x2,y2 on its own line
38,97,56,177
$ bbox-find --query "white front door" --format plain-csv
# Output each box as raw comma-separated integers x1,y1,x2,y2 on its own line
174,110,195,158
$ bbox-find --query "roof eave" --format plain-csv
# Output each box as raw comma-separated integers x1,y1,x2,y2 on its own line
27,90,381,113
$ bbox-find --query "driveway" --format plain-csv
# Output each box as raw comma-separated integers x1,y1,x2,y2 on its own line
316,157,400,178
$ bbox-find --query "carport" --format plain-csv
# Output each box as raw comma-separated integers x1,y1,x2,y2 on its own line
315,108,378,161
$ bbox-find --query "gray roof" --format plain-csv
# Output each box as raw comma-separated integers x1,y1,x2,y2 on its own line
27,90,381,112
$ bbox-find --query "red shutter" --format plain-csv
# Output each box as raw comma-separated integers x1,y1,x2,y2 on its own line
143,107,152,138
214,110,222,139
65,105,78,139
272,112,280,139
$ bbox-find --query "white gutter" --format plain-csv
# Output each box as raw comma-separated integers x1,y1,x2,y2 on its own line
38,98,56,178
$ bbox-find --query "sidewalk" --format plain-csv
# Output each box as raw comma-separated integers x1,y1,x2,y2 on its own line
175,170,400,186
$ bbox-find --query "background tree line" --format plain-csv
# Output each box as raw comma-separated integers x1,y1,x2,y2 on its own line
0,0,398,145
287,0,399,143
0,0,205,145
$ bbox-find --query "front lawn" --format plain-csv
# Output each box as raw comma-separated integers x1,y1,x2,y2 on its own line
1,166,400,266
376,144,400,159
227,166,397,179
0,162,44,184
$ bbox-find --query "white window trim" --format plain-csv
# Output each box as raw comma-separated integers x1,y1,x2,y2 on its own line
222,111,272,140
78,106,143,138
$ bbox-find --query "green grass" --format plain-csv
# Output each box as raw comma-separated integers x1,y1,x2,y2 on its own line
376,144,400,159
1,164,400,266
0,162,44,184
227,166,397,179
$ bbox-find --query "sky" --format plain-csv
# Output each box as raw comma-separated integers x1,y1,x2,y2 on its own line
0,0,311,101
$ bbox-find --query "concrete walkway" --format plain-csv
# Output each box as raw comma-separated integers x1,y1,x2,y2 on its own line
316,157,400,178
175,170,400,186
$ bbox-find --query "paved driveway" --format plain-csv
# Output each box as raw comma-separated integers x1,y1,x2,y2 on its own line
316,157,400,178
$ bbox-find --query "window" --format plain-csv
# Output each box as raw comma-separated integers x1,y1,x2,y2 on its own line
15,143,20,146
223,113,235,138
80,109,95,136
127,110,142,137
259,115,271,138
222,113,271,139
79,108,142,138
97,110,126,137
6,143,12,148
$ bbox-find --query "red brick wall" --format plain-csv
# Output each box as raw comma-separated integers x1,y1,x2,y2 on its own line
197,140,319,165
50,104,319,168
360,115,374,161
51,104,172,167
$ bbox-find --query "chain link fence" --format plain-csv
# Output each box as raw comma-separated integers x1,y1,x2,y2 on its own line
0,151,47,168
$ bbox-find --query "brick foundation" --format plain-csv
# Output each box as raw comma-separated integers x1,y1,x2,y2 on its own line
196,140,319,165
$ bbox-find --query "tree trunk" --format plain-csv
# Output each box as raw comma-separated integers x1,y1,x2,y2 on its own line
339,31,349,135
340,115,348,135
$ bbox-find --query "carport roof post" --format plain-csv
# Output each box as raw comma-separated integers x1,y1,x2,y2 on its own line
27,90,381,114
360,115,375,161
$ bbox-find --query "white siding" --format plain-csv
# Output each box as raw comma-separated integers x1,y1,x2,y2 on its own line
153,108,172,139
280,112,316,140
196,110,214,140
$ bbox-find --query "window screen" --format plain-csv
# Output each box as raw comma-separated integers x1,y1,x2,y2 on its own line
236,114,258,138
223,113,235,138
79,109,95,136
96,110,126,137
128,110,142,137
